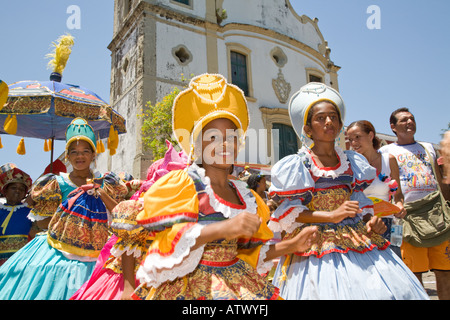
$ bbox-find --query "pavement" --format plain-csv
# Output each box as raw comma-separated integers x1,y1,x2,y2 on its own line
422,271,438,300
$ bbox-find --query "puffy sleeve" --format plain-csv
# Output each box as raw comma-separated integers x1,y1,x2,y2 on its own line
99,172,129,203
109,199,152,259
268,153,315,233
237,190,275,275
28,173,62,222
134,170,204,288
346,150,376,216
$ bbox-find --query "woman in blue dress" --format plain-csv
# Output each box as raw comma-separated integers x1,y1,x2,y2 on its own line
0,118,128,300
269,82,429,300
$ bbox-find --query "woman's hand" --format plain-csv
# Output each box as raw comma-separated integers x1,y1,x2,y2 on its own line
366,215,387,234
330,201,362,223
394,203,407,219
192,211,261,250
223,211,261,240
288,226,319,253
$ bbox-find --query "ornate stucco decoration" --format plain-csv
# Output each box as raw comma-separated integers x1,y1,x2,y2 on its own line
272,68,291,104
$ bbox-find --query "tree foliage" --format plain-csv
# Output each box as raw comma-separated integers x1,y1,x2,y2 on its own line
139,86,181,159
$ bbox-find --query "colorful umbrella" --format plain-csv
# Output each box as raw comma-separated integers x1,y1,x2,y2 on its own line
0,79,126,141
0,34,125,169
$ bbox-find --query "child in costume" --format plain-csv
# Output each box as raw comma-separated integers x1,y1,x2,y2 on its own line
0,118,128,300
109,74,317,300
0,164,33,266
71,140,187,300
269,82,429,300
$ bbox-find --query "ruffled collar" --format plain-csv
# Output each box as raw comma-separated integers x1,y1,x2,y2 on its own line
301,146,349,179
60,171,102,189
189,163,258,218
0,203,28,211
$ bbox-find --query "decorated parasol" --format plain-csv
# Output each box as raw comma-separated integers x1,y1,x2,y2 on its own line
0,34,125,170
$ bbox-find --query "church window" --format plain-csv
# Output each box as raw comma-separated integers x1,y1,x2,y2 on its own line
273,123,298,159
123,0,132,18
309,74,323,83
230,51,249,97
172,45,192,66
122,57,129,74
306,68,325,84
172,0,190,6
270,47,287,68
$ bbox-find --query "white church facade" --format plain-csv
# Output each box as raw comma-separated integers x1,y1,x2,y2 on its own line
97,0,342,178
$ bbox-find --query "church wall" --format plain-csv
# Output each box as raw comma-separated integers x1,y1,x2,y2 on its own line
155,21,208,82
222,0,325,54
102,0,341,177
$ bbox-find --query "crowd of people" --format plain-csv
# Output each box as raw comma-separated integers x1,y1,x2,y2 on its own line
0,73,449,300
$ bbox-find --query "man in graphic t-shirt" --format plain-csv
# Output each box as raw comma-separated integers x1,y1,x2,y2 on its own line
380,107,450,300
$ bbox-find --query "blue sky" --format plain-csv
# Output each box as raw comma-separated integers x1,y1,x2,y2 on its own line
1,0,449,181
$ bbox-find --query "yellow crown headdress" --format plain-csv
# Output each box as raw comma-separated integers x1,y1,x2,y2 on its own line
172,73,249,158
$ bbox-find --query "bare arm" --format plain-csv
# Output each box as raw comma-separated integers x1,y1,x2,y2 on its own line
295,201,362,224
264,226,318,261
191,211,261,250
96,187,119,212
121,254,136,300
435,158,450,201
389,155,406,218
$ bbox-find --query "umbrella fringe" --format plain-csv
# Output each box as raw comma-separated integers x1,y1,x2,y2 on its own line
17,138,26,155
3,114,17,135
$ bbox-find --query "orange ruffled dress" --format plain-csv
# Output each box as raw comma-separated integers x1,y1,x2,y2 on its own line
127,163,279,300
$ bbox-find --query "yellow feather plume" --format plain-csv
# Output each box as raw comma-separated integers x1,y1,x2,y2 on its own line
0,136,3,149
46,34,75,75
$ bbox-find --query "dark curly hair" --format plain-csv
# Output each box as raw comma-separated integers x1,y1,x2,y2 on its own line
246,173,265,191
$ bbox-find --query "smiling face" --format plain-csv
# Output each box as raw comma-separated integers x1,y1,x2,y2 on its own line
391,111,416,140
67,140,95,171
199,118,239,169
304,101,343,143
346,125,375,155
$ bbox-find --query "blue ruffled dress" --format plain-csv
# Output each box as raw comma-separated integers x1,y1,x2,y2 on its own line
0,172,128,300
269,147,429,300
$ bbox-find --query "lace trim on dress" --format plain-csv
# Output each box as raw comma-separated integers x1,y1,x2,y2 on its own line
110,243,142,259
302,146,349,179
268,205,306,233
256,243,274,275
136,223,205,288
192,163,258,217
27,212,48,222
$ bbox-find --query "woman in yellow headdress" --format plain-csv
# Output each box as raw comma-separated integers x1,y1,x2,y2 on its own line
107,74,317,300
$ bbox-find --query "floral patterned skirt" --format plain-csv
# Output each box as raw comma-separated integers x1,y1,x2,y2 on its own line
284,217,389,258
132,257,279,300
273,217,429,300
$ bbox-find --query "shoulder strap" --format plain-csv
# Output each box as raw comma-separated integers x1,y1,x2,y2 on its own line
418,142,446,204
380,152,391,176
